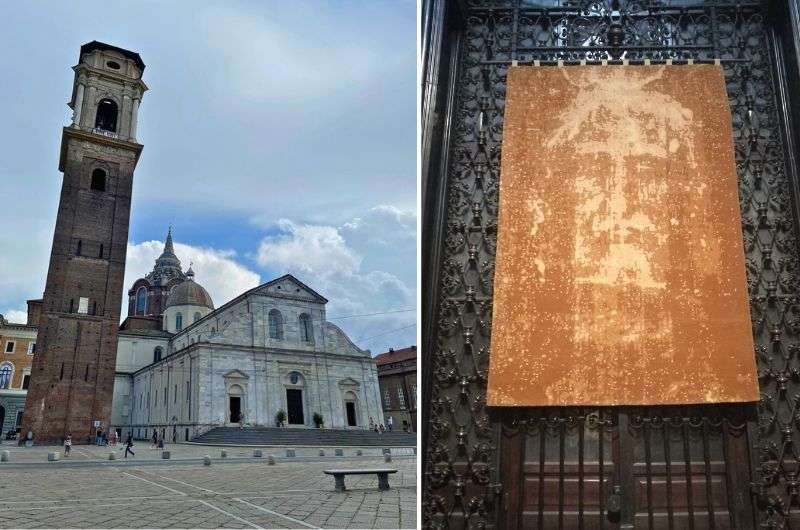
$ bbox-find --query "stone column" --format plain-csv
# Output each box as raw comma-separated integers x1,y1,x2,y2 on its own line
121,95,131,140
84,86,97,129
130,98,140,141
72,84,85,127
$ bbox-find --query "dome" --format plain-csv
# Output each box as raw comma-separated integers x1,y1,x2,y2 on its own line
165,279,214,310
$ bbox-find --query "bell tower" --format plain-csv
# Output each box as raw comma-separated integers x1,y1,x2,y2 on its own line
22,42,147,444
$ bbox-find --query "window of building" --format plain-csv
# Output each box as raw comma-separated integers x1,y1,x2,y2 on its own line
299,313,313,342
27,342,35,355
154,390,157,407
268,309,283,339
95,98,118,132
164,387,167,405
92,301,97,316
384,388,391,408
397,387,406,410
4,341,15,353
136,287,147,315
69,299,74,313
78,297,89,315
174,384,177,404
22,373,30,390
15,411,23,429
175,312,183,331
139,393,143,410
99,244,104,258
76,240,82,256
411,384,417,409
153,347,163,363
0,362,13,389
90,168,106,191
186,381,190,402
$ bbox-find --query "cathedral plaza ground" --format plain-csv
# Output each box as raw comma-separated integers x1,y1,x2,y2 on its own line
0,442,416,529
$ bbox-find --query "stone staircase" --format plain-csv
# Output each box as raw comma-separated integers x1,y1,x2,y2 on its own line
191,427,416,447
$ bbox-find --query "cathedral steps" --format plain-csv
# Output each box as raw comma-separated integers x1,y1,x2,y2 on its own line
191,427,416,447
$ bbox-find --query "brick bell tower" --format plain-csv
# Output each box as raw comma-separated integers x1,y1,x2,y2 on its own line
22,42,147,444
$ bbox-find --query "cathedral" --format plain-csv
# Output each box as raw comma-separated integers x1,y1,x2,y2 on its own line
20,41,383,443
111,230,384,442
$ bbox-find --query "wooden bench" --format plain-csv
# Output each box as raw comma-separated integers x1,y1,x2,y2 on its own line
323,468,398,492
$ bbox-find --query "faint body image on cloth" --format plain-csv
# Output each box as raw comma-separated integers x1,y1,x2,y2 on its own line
487,64,758,407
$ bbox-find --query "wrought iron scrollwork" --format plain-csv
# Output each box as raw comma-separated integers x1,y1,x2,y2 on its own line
425,0,800,528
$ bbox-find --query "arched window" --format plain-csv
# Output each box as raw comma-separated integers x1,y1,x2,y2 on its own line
299,313,313,343
94,98,118,132
193,312,201,323
0,362,13,389
90,168,106,191
269,310,283,340
135,287,147,315
153,347,162,363
175,312,183,331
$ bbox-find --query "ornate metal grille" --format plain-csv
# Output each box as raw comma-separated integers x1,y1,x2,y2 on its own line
424,1,800,528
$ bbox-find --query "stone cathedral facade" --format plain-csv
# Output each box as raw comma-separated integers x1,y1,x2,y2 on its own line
110,234,384,442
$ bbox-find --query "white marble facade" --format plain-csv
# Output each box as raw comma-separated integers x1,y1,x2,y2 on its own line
111,275,384,441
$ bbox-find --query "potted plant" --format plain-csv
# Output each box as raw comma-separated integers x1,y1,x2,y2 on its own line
275,409,286,427
313,413,324,428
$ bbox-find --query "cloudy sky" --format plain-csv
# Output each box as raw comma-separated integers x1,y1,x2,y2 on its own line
0,1,416,355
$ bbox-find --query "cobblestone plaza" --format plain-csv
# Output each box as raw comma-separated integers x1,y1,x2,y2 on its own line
0,443,416,529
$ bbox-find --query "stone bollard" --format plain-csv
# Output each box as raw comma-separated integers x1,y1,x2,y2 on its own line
161,451,171,459
203,455,211,466
220,449,227,458
382,448,391,455
253,449,262,458
319,449,325,457
356,449,363,456
0,450,9,462
335,449,343,457
384,453,392,463
48,452,60,462
267,455,275,465
108,452,117,461
286,449,295,457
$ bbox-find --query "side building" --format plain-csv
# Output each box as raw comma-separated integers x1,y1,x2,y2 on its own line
375,346,417,432
0,302,40,436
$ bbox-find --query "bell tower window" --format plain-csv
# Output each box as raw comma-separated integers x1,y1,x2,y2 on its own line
91,169,106,191
94,98,118,132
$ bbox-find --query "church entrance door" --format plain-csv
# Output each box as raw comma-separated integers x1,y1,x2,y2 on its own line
229,396,241,423
286,389,304,425
345,402,357,427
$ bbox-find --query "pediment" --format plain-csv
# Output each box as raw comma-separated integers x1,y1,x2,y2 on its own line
223,369,249,380
338,377,361,387
254,274,328,304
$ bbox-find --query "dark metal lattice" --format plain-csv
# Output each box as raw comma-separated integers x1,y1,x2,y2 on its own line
424,1,800,528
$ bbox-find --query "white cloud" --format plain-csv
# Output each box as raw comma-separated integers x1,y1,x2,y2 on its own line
123,240,261,320
255,211,416,354
340,205,416,248
3,309,28,325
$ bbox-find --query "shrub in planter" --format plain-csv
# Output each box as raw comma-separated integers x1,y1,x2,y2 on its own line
313,413,324,428
275,409,287,427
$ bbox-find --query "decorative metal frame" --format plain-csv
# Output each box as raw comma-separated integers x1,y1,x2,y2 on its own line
422,0,800,528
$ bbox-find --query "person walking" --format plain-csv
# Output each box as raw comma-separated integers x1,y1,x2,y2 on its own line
387,416,393,432
157,432,164,450
369,417,375,430
96,428,103,446
151,430,158,450
124,435,135,458
64,434,72,457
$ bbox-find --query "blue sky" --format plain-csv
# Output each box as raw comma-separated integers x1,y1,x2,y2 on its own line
0,1,416,354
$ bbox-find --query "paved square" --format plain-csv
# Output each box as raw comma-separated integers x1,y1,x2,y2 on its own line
0,444,416,529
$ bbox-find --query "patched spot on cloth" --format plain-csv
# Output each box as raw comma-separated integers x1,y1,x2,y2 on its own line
487,64,758,407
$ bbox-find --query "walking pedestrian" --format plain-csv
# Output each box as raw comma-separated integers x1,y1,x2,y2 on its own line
96,428,103,446
151,430,158,450
157,433,164,450
64,434,71,457
387,416,393,432
124,435,135,458
369,417,375,430
379,424,385,433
